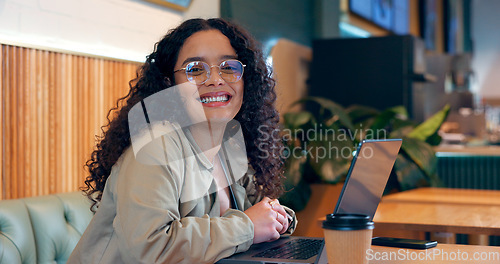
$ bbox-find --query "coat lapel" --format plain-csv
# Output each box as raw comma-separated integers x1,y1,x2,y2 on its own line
231,182,249,211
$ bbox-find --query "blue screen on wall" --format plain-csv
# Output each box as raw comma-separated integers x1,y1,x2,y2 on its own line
349,0,409,35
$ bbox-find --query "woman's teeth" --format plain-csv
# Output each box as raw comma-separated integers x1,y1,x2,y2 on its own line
200,95,229,104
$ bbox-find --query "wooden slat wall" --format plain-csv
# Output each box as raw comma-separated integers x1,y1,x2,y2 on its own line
0,44,140,200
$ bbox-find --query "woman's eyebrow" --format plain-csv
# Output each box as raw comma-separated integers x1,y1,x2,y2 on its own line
181,56,205,65
181,55,238,66
220,55,238,60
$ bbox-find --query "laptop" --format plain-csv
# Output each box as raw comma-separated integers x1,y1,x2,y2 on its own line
217,139,402,264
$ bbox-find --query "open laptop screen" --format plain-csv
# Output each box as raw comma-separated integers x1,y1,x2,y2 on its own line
334,139,402,220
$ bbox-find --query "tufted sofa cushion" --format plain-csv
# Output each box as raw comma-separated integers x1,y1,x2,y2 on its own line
0,192,93,264
0,199,37,264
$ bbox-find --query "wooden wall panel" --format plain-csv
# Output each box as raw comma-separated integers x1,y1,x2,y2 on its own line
0,44,140,200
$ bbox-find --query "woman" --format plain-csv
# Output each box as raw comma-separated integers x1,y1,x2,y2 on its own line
68,18,296,264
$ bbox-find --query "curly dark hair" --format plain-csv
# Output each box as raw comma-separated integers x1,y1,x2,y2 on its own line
83,18,284,211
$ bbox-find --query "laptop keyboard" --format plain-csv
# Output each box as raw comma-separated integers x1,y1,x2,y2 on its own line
252,239,323,260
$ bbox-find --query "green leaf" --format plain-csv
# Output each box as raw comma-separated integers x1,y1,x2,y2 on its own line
394,154,431,191
389,106,409,119
283,111,314,130
369,110,396,132
392,119,417,131
306,136,354,183
298,97,354,131
389,126,414,139
400,137,437,178
281,148,311,212
408,105,450,141
369,106,409,137
346,105,380,123
389,118,417,138
426,132,443,146
283,150,308,186
352,117,377,141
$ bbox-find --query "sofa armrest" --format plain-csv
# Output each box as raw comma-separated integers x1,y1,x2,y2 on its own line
55,192,94,235
0,192,93,264
0,199,37,264
24,192,93,264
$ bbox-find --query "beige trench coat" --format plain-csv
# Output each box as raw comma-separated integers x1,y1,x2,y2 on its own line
68,124,296,264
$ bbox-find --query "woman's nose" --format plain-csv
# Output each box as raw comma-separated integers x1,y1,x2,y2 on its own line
203,67,224,86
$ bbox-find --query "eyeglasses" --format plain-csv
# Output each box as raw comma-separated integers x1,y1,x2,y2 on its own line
174,59,246,85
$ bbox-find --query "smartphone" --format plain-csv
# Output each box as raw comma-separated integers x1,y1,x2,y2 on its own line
372,237,438,249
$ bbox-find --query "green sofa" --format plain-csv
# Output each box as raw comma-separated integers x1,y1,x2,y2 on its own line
0,192,93,264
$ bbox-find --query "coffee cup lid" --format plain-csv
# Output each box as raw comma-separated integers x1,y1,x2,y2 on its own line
322,213,374,231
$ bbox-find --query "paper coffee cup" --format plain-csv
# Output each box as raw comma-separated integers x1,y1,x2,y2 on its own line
322,214,374,264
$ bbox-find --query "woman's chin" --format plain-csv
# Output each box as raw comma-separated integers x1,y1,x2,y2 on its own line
201,109,237,124
202,114,235,125
206,117,232,125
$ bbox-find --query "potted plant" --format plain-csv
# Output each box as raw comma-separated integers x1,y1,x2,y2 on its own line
280,96,450,212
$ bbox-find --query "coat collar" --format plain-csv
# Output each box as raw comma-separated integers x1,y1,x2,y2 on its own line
182,127,214,171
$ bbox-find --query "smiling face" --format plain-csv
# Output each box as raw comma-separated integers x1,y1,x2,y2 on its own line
173,29,244,124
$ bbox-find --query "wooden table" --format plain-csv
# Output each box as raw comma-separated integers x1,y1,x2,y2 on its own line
318,188,500,244
369,244,500,263
373,202,500,234
375,188,500,245
382,187,500,206
320,201,500,244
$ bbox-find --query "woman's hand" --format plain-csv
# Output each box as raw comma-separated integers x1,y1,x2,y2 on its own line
268,199,290,234
244,197,285,244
